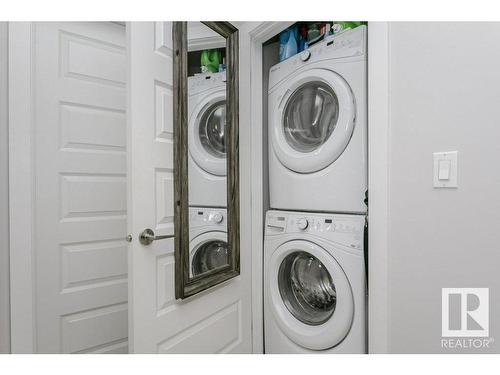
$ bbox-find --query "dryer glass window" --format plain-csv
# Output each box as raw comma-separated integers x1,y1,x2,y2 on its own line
283,81,339,153
192,240,229,277
278,251,336,325
199,100,226,158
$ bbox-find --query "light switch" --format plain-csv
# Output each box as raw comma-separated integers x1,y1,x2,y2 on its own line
438,160,451,180
433,151,458,188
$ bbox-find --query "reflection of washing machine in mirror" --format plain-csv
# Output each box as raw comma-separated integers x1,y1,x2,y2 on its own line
189,207,229,279
188,71,227,208
264,210,366,353
268,26,367,213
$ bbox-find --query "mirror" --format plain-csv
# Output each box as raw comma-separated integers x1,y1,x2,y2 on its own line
173,22,240,299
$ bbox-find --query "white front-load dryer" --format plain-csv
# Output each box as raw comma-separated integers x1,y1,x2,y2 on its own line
268,26,367,213
188,72,227,208
189,207,228,277
264,210,366,353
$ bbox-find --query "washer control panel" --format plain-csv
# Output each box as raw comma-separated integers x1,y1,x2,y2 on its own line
189,207,226,228
296,217,309,230
265,210,365,250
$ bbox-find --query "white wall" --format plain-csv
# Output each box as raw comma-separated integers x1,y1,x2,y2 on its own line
0,21,10,354
386,22,500,353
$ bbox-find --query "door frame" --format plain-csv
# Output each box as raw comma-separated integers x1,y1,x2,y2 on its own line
366,21,390,353
241,21,390,354
0,21,11,354
8,22,37,353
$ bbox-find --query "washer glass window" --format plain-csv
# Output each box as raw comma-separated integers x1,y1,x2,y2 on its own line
278,251,336,325
192,240,229,276
198,100,226,158
283,81,339,153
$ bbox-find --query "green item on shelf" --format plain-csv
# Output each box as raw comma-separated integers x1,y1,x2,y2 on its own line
331,21,366,35
307,23,320,42
200,49,221,73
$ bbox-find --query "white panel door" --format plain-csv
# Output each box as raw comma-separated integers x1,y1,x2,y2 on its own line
34,22,128,353
127,22,252,353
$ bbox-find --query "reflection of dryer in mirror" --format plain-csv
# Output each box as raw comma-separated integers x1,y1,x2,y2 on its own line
188,72,227,208
189,207,229,278
264,210,366,353
268,26,367,214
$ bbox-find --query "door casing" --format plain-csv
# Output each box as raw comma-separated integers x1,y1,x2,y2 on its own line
0,21,10,355
8,22,37,352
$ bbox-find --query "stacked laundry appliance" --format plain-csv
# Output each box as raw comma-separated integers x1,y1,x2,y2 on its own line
264,25,368,353
187,71,230,278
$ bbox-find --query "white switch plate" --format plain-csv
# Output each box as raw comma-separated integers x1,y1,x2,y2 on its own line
433,151,458,188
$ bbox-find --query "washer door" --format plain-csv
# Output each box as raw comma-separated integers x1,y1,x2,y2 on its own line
269,240,354,350
271,68,355,174
190,231,229,277
189,88,227,176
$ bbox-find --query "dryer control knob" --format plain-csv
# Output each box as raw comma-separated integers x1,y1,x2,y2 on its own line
296,218,309,230
212,213,224,224
300,50,311,62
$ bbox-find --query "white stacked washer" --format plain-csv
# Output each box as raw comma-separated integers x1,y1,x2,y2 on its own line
189,207,228,277
264,210,366,353
188,71,227,208
268,26,367,214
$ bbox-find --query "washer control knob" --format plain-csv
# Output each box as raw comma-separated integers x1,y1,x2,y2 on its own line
296,218,309,230
300,50,311,62
212,212,223,224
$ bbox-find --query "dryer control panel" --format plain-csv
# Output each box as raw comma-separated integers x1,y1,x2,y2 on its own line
268,25,367,91
265,210,365,250
188,71,227,94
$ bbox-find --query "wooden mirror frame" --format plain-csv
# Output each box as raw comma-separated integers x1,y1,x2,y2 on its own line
173,22,240,299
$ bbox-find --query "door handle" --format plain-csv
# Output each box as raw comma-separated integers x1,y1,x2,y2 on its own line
139,228,175,245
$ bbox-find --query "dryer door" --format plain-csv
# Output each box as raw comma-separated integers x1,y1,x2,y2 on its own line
189,231,229,277
269,240,354,350
270,68,355,173
188,88,227,176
